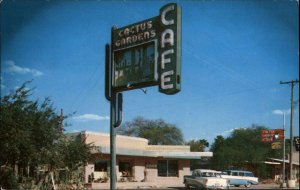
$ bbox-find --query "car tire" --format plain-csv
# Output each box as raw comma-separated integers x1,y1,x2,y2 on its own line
245,183,251,188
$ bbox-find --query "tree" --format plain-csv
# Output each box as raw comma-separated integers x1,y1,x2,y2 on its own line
117,116,184,145
209,135,226,169
0,82,92,189
209,125,282,178
186,139,209,152
186,139,209,170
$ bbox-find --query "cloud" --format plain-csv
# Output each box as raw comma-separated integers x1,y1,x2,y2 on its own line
272,109,290,115
216,127,247,137
4,60,43,77
73,114,110,122
0,76,5,90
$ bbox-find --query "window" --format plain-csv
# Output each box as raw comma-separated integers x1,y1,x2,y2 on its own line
245,172,254,177
238,172,244,176
94,161,108,172
158,160,167,176
119,161,132,177
157,160,178,177
232,172,239,176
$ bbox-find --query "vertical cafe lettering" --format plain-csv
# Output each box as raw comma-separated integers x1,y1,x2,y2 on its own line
159,4,181,95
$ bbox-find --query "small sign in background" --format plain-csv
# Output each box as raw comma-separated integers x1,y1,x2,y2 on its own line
261,129,284,142
271,142,282,149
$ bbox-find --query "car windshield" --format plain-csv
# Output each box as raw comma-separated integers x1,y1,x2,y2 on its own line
201,172,217,177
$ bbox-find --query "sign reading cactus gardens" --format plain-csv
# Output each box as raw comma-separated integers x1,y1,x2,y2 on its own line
111,3,181,95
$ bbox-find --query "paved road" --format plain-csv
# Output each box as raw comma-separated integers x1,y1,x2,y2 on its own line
92,182,299,189
228,183,299,189
166,183,299,189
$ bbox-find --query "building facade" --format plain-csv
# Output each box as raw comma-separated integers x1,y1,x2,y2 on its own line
71,131,212,184
266,150,299,182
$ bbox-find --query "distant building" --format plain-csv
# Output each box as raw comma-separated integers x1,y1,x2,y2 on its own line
69,131,212,184
265,149,299,182
242,144,300,182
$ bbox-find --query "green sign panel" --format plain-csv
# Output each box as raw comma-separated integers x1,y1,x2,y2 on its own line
112,17,159,92
111,3,181,95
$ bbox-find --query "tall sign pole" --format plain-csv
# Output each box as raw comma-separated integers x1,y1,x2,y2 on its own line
110,93,116,189
105,43,123,190
280,79,299,183
105,4,181,189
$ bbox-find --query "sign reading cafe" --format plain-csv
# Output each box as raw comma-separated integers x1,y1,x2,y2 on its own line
111,3,181,95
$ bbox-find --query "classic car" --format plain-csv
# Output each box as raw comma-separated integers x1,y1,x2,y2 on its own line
220,170,259,187
184,169,229,189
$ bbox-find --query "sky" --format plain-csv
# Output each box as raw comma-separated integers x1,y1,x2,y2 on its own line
1,0,299,144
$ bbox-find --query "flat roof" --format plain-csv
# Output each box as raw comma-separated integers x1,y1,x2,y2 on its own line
69,131,213,159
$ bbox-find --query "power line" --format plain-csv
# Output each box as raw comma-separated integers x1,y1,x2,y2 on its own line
70,62,101,112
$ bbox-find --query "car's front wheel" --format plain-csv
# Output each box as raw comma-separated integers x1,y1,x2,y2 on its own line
185,184,190,189
245,183,251,188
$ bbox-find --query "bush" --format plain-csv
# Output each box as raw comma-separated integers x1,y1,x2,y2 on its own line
0,168,19,189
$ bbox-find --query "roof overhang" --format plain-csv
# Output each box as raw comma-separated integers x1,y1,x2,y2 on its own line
97,147,212,160
266,158,299,166
263,161,281,165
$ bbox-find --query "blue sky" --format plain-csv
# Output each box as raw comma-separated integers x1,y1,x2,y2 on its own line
1,0,299,144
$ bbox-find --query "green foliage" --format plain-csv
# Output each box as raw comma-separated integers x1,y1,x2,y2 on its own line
1,82,63,168
186,139,209,170
0,167,19,189
63,135,93,171
209,125,282,179
0,82,92,187
186,139,209,152
117,116,184,145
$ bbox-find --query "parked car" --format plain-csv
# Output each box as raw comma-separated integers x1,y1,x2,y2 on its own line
220,170,258,187
184,169,229,189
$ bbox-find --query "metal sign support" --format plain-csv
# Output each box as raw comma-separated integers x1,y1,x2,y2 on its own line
104,4,181,188
105,43,122,190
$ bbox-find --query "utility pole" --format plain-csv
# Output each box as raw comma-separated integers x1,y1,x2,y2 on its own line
281,111,286,188
280,79,299,183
